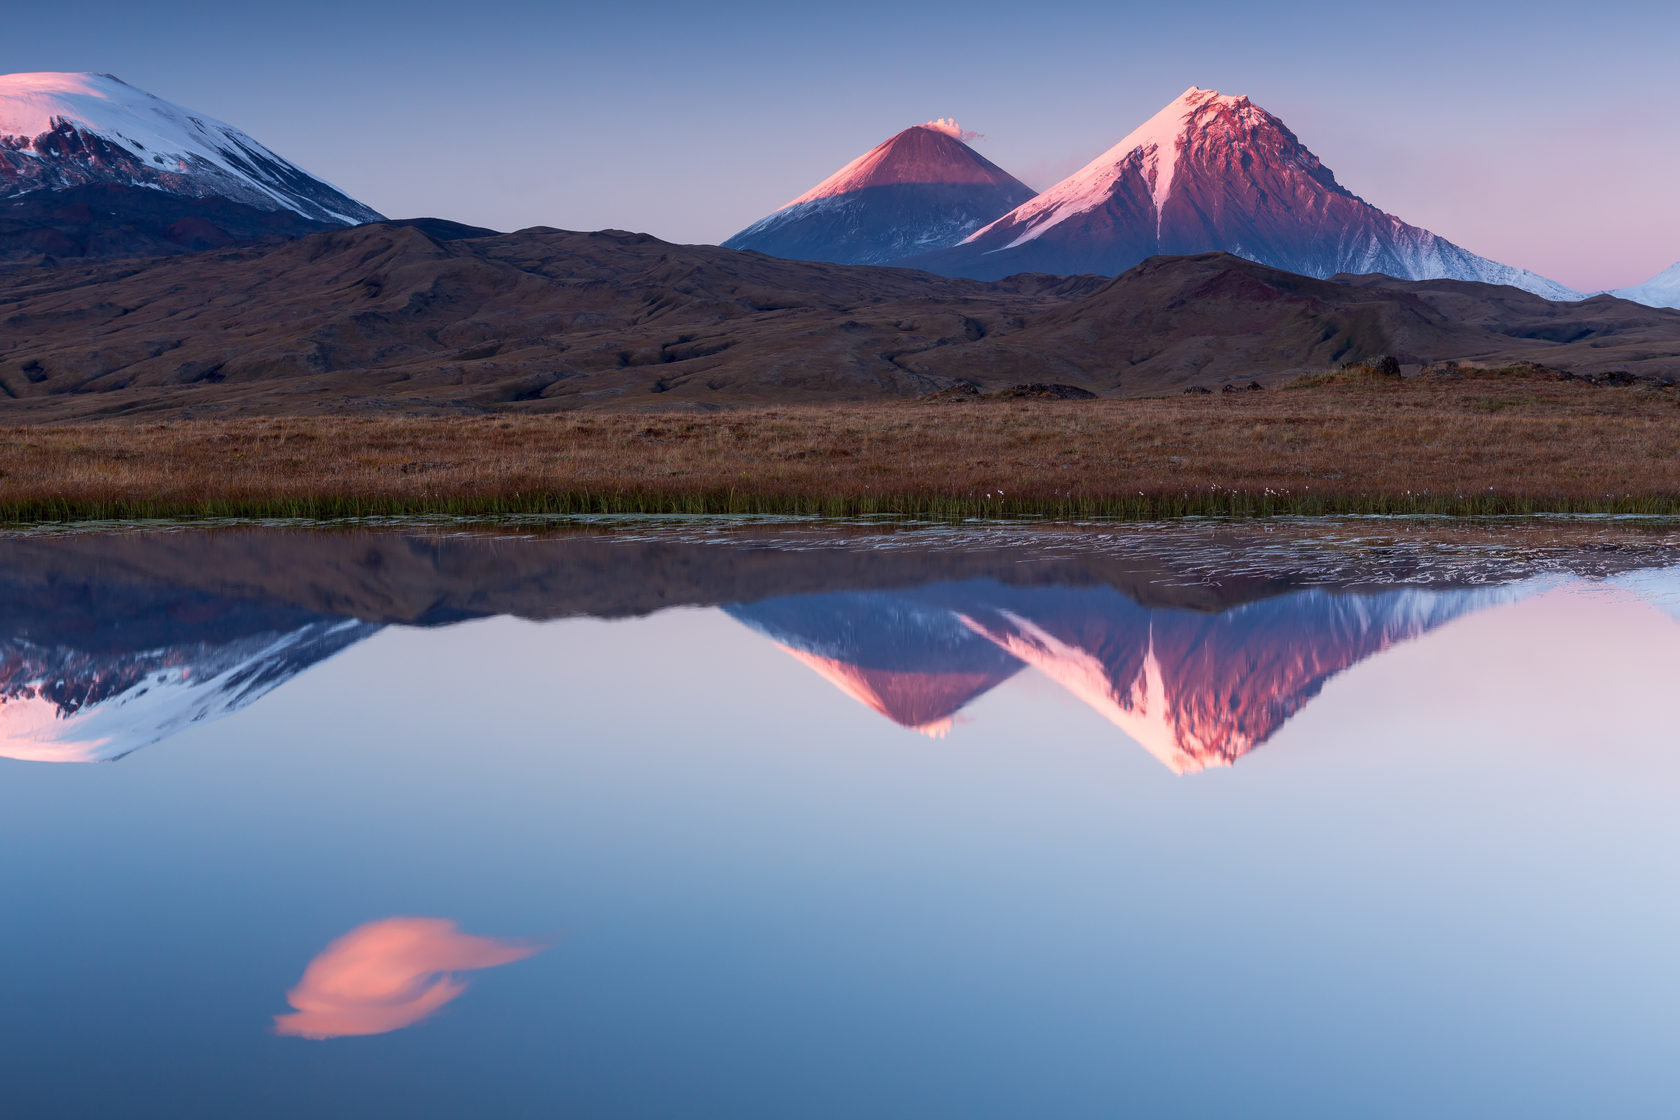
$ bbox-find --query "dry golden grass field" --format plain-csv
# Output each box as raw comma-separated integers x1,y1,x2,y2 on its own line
5,366,1680,521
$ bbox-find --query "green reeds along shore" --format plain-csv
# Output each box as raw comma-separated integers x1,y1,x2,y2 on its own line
4,368,1680,523
5,490,1680,525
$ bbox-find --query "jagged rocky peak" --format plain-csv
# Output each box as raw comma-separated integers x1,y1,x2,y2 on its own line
723,118,1034,266
0,71,382,225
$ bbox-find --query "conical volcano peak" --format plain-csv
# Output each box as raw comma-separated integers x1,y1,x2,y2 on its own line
909,85,1580,300
723,118,1035,266
782,121,1022,209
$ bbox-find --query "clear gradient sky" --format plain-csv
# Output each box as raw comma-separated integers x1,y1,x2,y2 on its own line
5,1,1676,291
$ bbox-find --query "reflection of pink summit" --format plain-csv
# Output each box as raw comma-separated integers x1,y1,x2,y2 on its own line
905,87,1579,300
771,643,1011,738
723,121,1034,266
740,584,1524,772
724,592,1023,736
956,587,1524,773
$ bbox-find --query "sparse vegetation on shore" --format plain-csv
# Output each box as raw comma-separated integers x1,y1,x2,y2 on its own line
4,367,1680,523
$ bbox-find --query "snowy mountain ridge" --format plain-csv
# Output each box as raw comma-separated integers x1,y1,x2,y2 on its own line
0,71,382,225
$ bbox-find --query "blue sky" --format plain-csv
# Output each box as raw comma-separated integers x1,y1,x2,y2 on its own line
4,0,1676,289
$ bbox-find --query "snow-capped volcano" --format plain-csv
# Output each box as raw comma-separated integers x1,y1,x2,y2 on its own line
723,121,1034,266
0,72,382,225
1612,260,1680,309
905,87,1579,301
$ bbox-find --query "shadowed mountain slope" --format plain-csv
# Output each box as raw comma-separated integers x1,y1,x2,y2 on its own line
2,224,1678,417
0,182,346,263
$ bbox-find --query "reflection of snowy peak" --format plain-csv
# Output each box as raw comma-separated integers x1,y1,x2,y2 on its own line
0,72,382,224
726,592,1023,736
909,87,1579,300
723,123,1034,266
735,580,1530,770
959,585,1526,772
0,620,376,763
1605,567,1680,623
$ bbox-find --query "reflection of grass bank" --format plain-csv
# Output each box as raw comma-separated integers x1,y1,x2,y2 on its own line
5,368,1680,522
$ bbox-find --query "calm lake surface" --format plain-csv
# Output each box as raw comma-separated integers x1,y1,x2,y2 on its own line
6,519,1680,1118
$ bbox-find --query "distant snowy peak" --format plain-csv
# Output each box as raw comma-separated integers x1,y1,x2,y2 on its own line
922,86,1579,301
0,72,382,225
1612,260,1680,309
723,122,1034,267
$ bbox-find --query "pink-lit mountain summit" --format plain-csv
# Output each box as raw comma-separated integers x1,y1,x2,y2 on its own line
913,88,1581,299
723,119,1034,266
732,88,1582,301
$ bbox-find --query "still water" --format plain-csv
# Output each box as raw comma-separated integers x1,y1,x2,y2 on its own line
5,520,1680,1118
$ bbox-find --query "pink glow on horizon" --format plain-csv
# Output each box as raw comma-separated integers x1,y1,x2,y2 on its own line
274,917,546,1040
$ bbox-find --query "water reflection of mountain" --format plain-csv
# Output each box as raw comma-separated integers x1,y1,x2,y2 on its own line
734,582,1525,771
0,579,377,762
724,593,1025,737
2,524,1672,766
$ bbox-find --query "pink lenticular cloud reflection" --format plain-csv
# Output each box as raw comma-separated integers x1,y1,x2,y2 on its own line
274,917,546,1040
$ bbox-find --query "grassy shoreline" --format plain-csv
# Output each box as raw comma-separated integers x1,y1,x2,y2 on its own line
9,491,1680,525
6,373,1680,523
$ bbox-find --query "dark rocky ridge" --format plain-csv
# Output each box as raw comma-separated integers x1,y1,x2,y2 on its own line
0,223,1677,418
